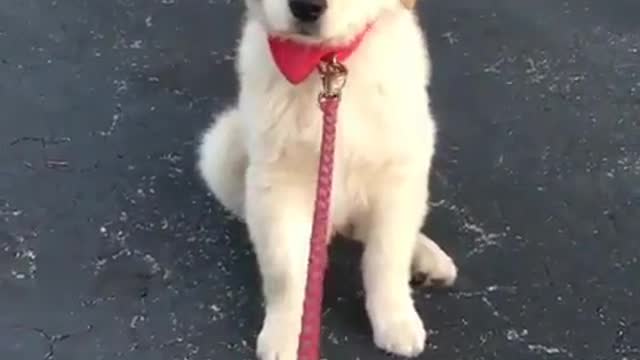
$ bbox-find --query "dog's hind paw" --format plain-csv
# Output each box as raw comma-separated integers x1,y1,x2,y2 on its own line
411,233,458,288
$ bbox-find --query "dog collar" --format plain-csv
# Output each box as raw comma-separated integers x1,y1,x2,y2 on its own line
267,25,371,85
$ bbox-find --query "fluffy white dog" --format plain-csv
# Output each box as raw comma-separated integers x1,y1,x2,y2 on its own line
197,0,458,358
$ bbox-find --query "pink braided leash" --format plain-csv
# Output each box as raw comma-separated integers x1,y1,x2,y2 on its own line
296,56,347,360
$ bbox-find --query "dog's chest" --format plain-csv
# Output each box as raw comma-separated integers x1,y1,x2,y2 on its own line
289,78,404,153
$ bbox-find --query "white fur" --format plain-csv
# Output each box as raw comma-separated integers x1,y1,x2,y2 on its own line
197,1,457,358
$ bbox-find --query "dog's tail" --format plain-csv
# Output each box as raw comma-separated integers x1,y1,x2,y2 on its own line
197,108,247,218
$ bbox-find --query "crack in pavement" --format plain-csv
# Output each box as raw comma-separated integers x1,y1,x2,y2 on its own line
9,137,71,147
11,324,93,360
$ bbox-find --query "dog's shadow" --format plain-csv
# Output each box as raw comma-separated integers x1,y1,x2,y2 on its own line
323,238,371,334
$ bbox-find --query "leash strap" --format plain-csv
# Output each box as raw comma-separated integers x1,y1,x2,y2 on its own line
296,56,347,360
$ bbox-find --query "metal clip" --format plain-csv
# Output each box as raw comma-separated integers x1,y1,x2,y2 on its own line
317,54,348,101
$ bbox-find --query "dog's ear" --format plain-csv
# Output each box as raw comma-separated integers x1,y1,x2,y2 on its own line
400,0,416,9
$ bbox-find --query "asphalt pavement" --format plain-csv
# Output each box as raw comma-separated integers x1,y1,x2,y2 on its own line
0,0,638,359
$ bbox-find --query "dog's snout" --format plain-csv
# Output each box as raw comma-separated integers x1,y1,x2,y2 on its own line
289,0,327,23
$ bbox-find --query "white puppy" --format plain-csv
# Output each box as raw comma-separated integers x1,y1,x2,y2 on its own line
197,0,458,358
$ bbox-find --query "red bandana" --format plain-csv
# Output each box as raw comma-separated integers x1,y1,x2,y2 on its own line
267,26,371,84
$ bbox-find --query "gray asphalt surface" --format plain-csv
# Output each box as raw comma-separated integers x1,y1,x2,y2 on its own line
1,0,639,359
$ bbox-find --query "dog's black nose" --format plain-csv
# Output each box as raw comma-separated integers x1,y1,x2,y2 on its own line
289,0,327,23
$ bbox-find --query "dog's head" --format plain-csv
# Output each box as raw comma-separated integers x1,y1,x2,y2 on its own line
246,0,415,43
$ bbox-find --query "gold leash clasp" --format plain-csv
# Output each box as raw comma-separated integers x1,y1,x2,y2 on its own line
318,54,348,102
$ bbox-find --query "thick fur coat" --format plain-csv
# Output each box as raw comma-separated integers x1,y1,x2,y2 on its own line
197,0,458,358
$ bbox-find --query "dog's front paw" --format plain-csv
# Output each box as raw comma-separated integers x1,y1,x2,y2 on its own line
370,302,427,357
256,313,299,360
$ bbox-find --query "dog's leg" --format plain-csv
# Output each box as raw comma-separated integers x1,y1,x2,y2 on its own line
361,173,428,358
410,232,458,287
197,108,247,218
246,172,313,360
